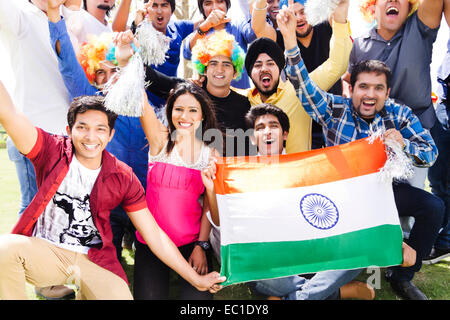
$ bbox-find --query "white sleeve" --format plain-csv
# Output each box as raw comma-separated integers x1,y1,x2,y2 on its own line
0,0,26,36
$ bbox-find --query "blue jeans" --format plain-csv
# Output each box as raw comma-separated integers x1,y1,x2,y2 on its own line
388,182,444,281
6,138,37,215
428,120,450,250
249,269,362,300
106,116,149,260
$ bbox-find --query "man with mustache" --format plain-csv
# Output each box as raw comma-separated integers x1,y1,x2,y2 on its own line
59,0,114,50
279,5,444,299
342,0,445,294
252,0,348,150
184,0,278,89
244,0,352,154
343,0,444,188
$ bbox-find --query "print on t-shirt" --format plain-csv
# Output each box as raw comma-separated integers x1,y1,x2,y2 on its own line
53,191,101,247
33,156,102,254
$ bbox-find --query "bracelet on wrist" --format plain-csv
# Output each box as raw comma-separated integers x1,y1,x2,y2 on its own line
195,241,211,251
197,26,208,36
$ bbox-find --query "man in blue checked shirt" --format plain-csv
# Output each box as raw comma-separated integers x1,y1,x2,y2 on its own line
277,4,444,301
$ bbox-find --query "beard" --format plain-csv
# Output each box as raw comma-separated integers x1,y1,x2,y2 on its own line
296,24,313,38
255,78,280,99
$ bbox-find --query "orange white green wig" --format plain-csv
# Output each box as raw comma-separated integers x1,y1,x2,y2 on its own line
359,0,419,22
77,33,118,84
192,30,245,81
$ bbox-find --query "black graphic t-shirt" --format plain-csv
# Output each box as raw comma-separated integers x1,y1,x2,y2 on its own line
33,155,102,254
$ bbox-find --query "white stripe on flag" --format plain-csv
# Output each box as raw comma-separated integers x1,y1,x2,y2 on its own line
217,172,400,246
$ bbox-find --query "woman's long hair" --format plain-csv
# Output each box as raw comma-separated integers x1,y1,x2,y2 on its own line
165,82,219,155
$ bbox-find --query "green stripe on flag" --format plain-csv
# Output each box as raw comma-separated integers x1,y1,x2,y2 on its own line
220,224,403,286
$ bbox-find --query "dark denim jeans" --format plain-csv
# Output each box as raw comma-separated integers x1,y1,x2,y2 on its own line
388,182,444,281
428,120,450,250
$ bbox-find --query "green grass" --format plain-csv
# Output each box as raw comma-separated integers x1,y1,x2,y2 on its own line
0,148,448,300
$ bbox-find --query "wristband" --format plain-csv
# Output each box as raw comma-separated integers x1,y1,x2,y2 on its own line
195,241,211,251
197,26,208,36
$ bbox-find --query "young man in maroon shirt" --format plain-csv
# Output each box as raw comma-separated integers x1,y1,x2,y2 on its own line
0,82,225,300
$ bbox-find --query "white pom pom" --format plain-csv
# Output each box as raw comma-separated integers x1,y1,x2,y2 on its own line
304,0,341,26
368,129,414,183
103,53,146,117
135,20,171,66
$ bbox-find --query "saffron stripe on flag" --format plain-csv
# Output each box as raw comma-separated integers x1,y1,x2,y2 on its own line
214,137,387,195
213,138,403,286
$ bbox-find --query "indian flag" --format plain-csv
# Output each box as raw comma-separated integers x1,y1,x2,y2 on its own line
214,137,403,286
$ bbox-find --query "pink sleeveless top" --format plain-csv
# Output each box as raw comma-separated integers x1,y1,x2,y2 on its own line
136,143,210,247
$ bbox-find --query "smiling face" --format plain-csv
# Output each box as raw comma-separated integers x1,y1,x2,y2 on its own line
205,55,236,90
252,114,288,156
94,61,117,88
250,53,280,99
267,0,280,23
350,71,391,120
150,0,173,33
67,109,114,169
374,0,410,37
171,93,203,135
292,2,313,38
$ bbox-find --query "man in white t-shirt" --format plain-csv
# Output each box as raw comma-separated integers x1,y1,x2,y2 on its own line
0,0,72,217
62,0,114,52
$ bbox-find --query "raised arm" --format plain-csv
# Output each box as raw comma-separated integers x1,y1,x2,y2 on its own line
201,155,220,227
114,31,169,154
47,0,98,100
278,2,335,127
309,0,352,91
445,0,450,25
417,0,444,29
111,0,132,32
186,9,231,53
0,82,37,155
251,0,277,41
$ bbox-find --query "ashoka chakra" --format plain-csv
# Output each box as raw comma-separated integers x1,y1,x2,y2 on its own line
300,193,339,230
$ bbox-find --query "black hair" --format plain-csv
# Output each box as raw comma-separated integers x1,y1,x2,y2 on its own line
165,82,218,154
146,0,176,12
245,103,290,134
350,60,392,89
197,0,231,19
67,95,118,132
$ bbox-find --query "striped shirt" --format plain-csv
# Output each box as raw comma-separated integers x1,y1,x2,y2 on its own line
284,46,437,167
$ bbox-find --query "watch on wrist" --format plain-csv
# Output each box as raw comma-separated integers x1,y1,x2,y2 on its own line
197,26,207,36
195,241,211,251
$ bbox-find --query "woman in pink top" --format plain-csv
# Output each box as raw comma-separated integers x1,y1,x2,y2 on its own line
134,82,221,300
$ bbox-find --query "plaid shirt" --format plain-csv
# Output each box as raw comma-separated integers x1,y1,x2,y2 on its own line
285,46,438,167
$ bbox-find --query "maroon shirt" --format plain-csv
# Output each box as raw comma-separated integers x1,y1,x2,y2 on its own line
12,128,147,283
